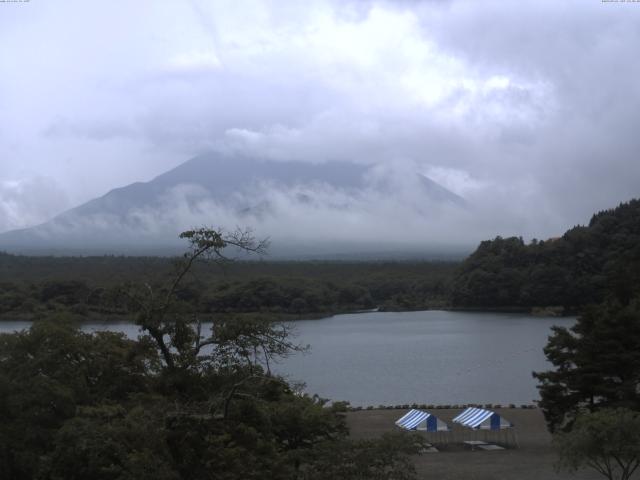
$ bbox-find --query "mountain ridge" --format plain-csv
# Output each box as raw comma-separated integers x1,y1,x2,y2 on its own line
0,153,468,257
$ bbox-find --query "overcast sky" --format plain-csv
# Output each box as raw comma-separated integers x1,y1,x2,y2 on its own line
1,0,639,240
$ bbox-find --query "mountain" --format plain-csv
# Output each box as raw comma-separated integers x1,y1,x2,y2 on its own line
0,153,468,257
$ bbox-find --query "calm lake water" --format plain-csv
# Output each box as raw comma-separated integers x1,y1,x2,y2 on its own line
0,310,571,406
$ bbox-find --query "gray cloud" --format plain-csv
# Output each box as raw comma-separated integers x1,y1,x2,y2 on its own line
0,0,639,241
0,177,69,233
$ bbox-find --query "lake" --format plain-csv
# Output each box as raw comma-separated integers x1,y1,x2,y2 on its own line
0,310,571,406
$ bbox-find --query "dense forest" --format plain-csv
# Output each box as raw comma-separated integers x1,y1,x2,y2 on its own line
527,202,640,478
451,199,640,312
0,256,454,320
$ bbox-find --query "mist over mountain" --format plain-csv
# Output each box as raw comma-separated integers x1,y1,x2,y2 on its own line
0,154,470,258
2,1,640,260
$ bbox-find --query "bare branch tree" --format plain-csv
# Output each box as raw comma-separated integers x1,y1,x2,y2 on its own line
121,226,304,377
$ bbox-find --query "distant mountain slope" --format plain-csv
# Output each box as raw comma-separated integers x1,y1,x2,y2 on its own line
451,198,640,309
0,153,468,256
68,155,373,218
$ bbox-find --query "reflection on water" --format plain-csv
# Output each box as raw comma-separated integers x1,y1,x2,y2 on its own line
0,310,571,406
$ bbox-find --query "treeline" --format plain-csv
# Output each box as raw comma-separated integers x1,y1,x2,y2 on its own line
451,199,640,310
3,198,640,319
0,258,455,320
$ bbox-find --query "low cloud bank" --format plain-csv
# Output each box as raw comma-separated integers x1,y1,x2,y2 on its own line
10,169,576,257
0,177,69,233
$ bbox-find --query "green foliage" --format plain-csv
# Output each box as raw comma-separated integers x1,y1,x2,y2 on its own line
44,404,179,480
267,395,348,450
0,315,419,480
534,299,640,432
0,316,158,479
0,229,421,480
452,199,640,309
555,408,640,480
297,432,424,480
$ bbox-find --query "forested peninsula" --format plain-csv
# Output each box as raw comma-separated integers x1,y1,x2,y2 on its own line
0,198,639,320
452,198,640,312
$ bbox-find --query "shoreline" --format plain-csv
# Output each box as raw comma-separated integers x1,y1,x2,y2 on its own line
0,305,576,323
345,403,538,412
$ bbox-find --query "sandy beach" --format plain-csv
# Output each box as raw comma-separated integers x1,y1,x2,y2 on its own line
346,408,602,480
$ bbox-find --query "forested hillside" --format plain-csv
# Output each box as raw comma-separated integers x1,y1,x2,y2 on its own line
452,199,640,310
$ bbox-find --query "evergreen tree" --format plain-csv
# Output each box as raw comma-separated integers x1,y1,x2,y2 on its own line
534,299,640,432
